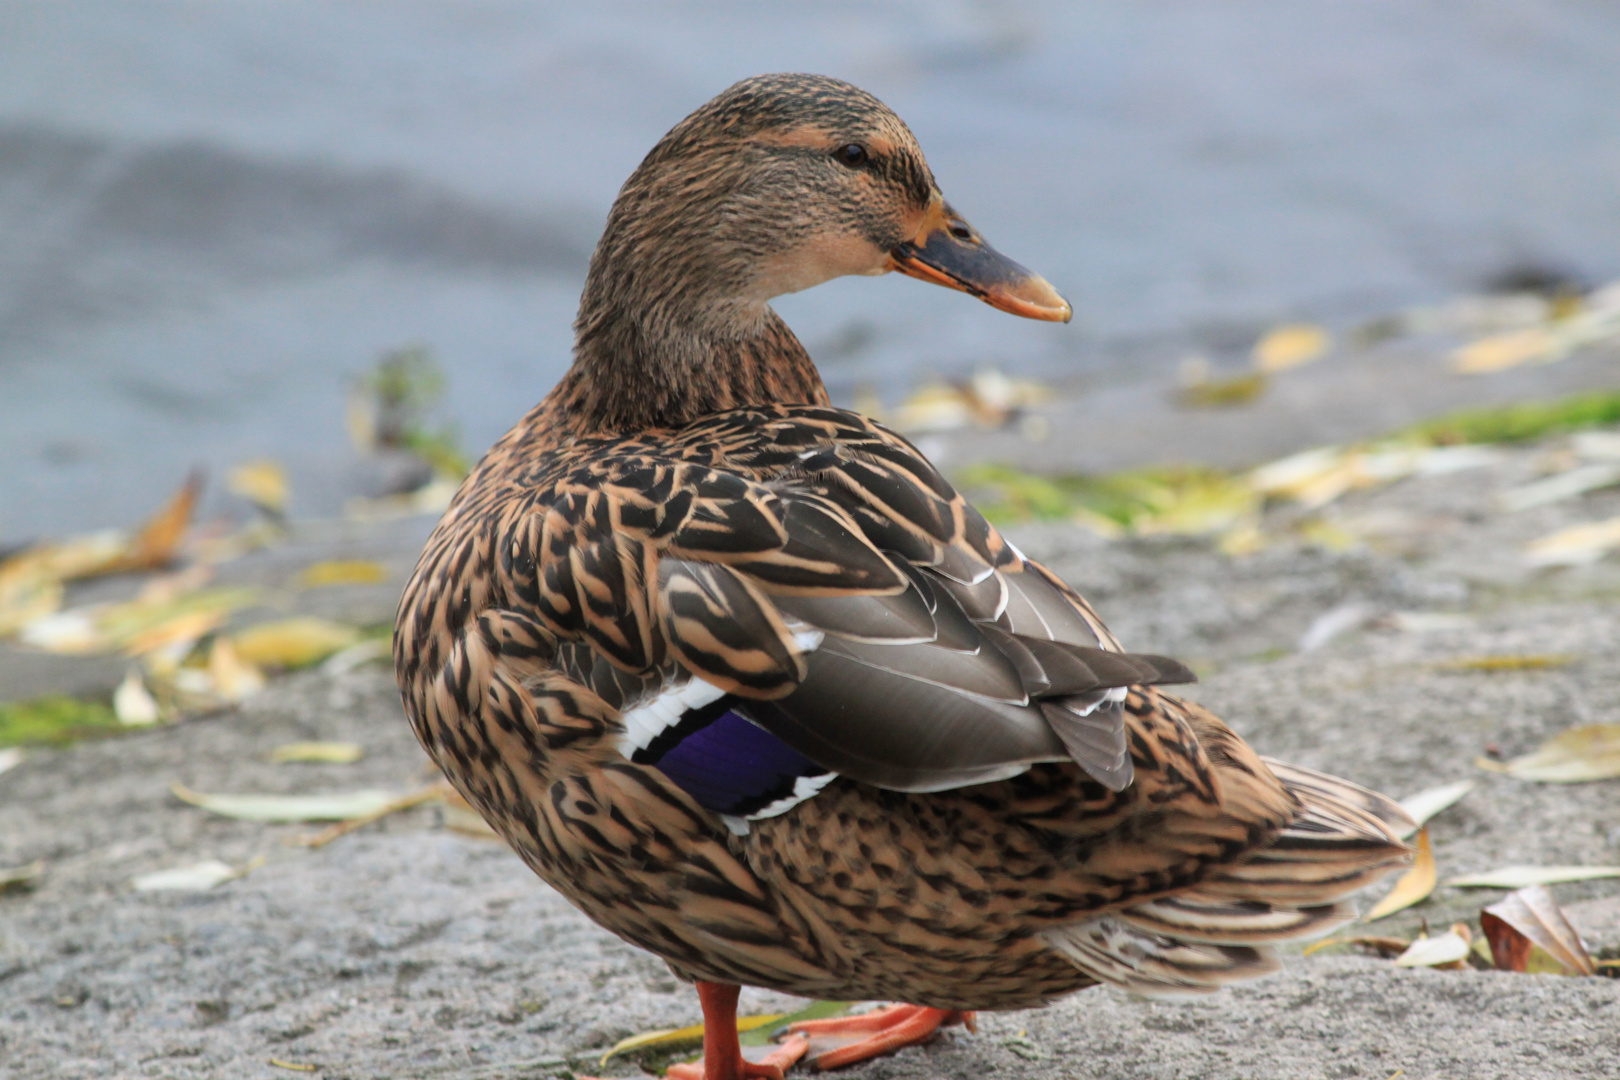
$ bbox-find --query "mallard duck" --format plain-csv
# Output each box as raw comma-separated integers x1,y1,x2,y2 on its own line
394,73,1412,1080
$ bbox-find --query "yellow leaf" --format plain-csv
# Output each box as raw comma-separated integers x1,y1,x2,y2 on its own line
228,459,289,516
1253,323,1330,372
1495,723,1620,783
123,608,227,657
230,618,360,669
269,741,364,764
1364,827,1436,921
1435,653,1577,672
107,471,203,572
0,577,62,637
208,638,266,702
295,560,389,588
1524,516,1620,567
600,1011,789,1066
1451,327,1558,373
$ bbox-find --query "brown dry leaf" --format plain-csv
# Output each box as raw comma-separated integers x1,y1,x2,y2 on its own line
1364,827,1437,921
106,471,204,573
229,618,361,669
1483,723,1620,783
1480,884,1596,975
295,560,389,588
1253,323,1330,372
228,459,289,516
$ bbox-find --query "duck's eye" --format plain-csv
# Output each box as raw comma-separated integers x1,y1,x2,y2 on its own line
834,143,869,167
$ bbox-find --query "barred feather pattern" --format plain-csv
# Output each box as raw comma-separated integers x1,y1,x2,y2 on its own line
395,402,1411,1009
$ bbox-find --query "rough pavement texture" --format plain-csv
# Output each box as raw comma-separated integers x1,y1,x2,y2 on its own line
4,435,1620,1079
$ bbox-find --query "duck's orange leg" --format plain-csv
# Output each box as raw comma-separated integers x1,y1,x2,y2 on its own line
786,1004,976,1070
658,981,808,1080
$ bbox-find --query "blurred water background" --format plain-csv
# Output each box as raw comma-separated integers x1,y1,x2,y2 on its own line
2,0,1618,536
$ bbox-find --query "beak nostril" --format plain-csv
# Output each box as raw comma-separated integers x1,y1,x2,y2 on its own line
947,222,975,242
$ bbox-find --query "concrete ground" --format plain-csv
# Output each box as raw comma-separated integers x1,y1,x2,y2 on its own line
4,429,1620,1080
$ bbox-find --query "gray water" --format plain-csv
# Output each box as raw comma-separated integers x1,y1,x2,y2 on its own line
3,1,1619,535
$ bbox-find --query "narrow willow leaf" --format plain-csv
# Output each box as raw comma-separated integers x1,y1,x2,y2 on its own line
0,860,45,893
1498,724,1620,783
131,859,238,892
113,668,161,726
1444,865,1620,889
1364,827,1436,921
228,459,289,515
268,741,364,765
1524,516,1620,567
1395,780,1475,837
296,560,389,588
1393,928,1471,968
171,782,397,822
230,618,361,669
1253,323,1330,372
738,1000,854,1046
110,470,204,572
1480,885,1596,975
0,747,22,776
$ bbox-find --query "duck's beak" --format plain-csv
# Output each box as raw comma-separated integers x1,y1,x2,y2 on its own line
888,201,1072,323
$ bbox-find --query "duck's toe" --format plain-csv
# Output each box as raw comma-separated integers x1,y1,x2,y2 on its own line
787,1004,975,1070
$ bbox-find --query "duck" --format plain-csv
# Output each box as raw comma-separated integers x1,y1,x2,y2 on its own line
394,73,1413,1080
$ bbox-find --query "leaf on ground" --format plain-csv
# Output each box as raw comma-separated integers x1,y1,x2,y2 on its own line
1177,372,1268,408
1445,865,1620,889
0,695,120,747
738,1000,854,1046
0,747,23,776
0,860,45,894
1393,924,1473,969
113,668,161,726
107,471,204,573
131,859,240,892
295,560,390,588
1435,654,1577,673
171,782,398,823
1303,935,1409,958
204,637,266,702
1407,390,1620,445
1497,462,1620,513
1364,827,1436,921
1395,780,1475,838
269,741,364,765
0,577,62,637
601,1002,852,1066
228,459,289,516
1450,327,1559,373
230,618,361,669
1480,884,1596,975
1485,724,1620,783
1524,516,1620,567
1253,323,1330,372
319,637,392,676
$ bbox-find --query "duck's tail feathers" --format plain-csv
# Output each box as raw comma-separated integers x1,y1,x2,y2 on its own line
1041,758,1412,999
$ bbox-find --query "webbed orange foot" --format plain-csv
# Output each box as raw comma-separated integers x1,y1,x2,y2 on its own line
665,1033,808,1080
787,1004,976,1070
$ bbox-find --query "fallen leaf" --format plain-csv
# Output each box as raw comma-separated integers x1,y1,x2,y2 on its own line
291,782,452,847
1445,865,1620,889
131,859,239,892
0,577,62,637
319,637,392,676
1497,462,1620,513
113,668,161,726
0,747,23,776
1435,654,1576,673
208,638,266,702
1393,924,1473,968
269,741,364,765
171,782,398,823
230,618,361,669
1451,327,1560,373
1253,323,1330,372
1178,372,1268,408
1488,724,1620,783
108,471,203,573
1364,827,1436,921
1524,516,1620,567
295,559,390,588
0,860,45,894
0,695,120,746
228,459,289,516
1303,935,1409,958
267,1060,319,1073
1395,780,1476,838
1480,884,1596,975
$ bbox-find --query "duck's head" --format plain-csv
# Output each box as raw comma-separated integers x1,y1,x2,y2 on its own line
580,73,1072,336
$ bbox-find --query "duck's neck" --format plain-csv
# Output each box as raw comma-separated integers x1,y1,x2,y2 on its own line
542,294,829,437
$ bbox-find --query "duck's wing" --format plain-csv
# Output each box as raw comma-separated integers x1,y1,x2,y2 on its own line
488,407,1190,823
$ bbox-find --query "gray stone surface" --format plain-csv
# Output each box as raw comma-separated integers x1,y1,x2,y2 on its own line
4,434,1620,1079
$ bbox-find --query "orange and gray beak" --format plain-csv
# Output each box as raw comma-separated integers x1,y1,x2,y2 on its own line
888,202,1072,322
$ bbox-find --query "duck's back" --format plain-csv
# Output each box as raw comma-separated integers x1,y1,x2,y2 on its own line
394,403,1410,1008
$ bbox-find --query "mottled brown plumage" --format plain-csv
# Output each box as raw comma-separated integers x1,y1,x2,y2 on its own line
395,74,1411,1079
